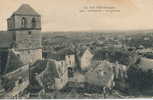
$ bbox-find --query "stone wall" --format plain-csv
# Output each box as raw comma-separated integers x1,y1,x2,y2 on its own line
6,48,42,73
16,48,42,65
15,30,41,50
5,49,23,73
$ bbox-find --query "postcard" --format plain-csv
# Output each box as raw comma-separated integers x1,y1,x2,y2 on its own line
0,0,153,99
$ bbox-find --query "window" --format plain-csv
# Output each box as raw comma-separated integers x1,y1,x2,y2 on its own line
68,67,73,78
18,78,23,84
21,17,27,28
61,61,64,66
69,60,71,65
103,72,107,75
32,18,36,28
28,31,32,35
17,54,20,57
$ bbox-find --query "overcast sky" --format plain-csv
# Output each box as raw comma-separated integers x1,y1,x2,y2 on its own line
0,0,153,32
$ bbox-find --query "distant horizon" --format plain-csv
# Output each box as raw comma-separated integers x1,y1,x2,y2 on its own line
41,29,153,33
1,28,153,33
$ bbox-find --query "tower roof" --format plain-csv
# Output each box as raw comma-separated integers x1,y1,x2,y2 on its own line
13,4,40,16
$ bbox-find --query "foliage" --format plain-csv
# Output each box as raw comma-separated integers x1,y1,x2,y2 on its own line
127,65,153,91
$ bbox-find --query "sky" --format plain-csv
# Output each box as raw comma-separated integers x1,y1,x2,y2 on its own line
0,0,153,32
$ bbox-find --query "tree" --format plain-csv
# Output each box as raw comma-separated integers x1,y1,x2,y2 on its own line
127,65,153,92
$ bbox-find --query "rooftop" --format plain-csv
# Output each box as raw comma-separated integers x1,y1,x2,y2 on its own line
48,49,74,61
77,47,95,57
12,4,40,16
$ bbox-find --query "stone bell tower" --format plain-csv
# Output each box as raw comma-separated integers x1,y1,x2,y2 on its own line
7,4,42,64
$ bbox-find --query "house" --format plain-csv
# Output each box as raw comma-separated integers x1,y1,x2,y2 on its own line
85,60,128,91
87,48,128,90
77,48,94,71
92,50,128,79
85,60,115,89
48,53,66,70
47,49,75,67
47,49,76,77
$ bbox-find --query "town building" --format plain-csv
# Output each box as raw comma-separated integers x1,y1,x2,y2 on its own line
85,60,115,89
47,49,76,77
85,60,128,91
77,48,94,71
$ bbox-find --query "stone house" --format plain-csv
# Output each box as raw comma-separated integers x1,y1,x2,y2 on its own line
85,60,115,89
47,49,76,77
77,48,94,71
88,49,128,90
92,50,128,79
85,60,128,90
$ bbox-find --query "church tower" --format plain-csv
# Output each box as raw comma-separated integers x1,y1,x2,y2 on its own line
7,4,41,31
7,4,42,64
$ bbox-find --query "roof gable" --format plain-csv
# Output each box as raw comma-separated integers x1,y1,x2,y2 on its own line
13,4,40,16
92,50,106,60
78,47,95,57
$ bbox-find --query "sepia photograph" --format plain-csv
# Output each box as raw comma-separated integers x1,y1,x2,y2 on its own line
0,0,153,99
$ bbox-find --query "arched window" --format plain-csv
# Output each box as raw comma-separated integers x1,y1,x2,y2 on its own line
32,18,36,28
21,17,27,28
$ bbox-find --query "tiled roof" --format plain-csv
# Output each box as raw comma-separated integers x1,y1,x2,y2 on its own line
0,31,13,49
48,53,65,61
92,50,108,60
77,47,95,57
48,49,74,61
13,4,40,16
